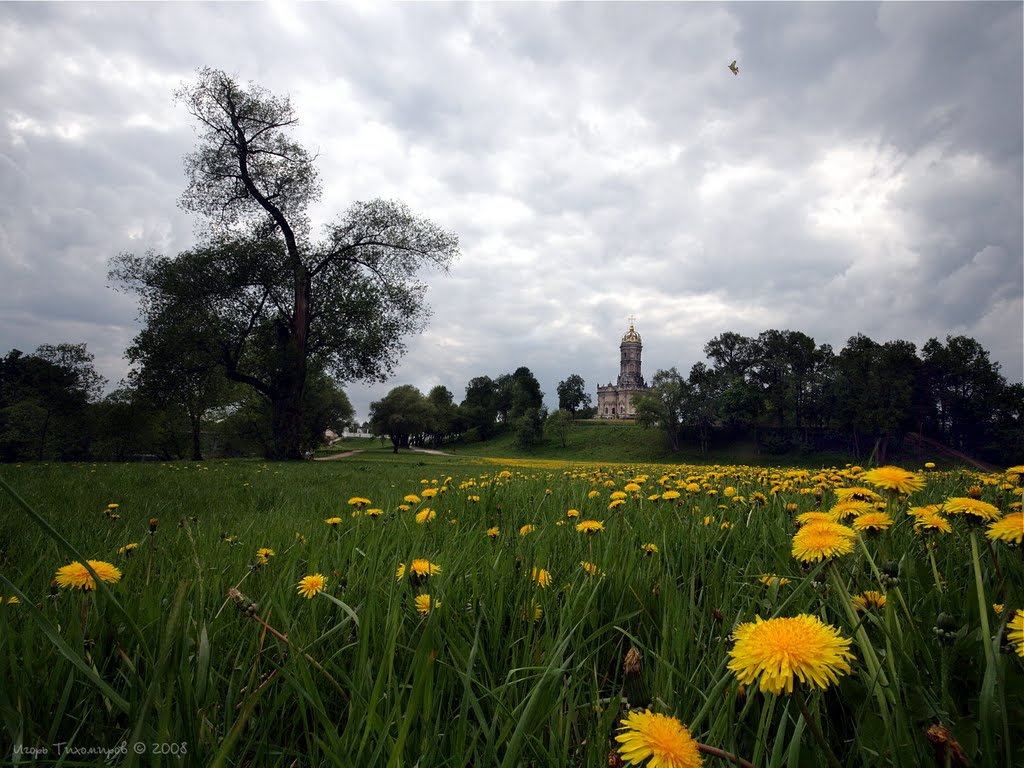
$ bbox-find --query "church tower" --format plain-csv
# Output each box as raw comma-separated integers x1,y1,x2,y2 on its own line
617,320,645,389
596,318,649,419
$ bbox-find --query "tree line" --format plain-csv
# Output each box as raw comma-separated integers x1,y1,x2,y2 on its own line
632,329,1023,465
363,329,1022,467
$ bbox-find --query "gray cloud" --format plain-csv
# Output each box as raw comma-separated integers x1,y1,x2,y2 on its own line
0,1,1019,424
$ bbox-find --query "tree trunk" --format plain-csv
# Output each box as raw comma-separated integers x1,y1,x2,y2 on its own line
269,391,304,460
189,413,203,461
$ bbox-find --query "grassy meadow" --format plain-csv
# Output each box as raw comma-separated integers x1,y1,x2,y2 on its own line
0,453,1022,767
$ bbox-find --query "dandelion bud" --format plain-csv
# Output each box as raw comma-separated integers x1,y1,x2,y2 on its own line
881,560,901,589
49,579,59,598
712,608,724,624
933,612,959,644
623,646,642,679
148,517,159,533
967,485,982,500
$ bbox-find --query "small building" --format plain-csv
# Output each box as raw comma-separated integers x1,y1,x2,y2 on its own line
597,319,649,418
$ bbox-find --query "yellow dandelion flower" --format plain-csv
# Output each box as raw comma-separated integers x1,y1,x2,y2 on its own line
421,488,438,499
587,490,600,499
661,490,681,501
852,590,887,611
986,511,1023,545
404,494,421,504
366,508,383,517
1008,612,1024,658
914,512,952,535
723,487,736,498
624,483,642,493
852,511,893,533
324,517,342,526
608,499,626,510
615,710,702,768
728,614,854,695
486,526,500,539
610,491,628,501
2,596,20,604
415,508,436,524
531,567,552,588
576,520,605,534
580,561,604,577
861,465,926,494
117,543,139,556
54,560,122,591
642,543,659,556
566,509,580,518
519,524,535,536
835,487,882,503
296,573,327,599
523,599,542,623
797,511,833,526
347,497,371,508
992,603,1004,616
791,521,856,563
396,559,441,581
414,594,441,615
924,462,936,469
759,574,790,588
943,497,1002,523
827,500,874,521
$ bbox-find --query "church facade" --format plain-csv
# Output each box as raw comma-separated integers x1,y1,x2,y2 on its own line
597,320,649,419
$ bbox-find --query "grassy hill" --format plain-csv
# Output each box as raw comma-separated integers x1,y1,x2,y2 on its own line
447,419,858,468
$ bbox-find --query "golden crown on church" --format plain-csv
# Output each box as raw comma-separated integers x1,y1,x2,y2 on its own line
621,319,641,344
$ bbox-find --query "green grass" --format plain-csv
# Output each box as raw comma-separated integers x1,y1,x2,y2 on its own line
452,420,858,468
0,456,1021,767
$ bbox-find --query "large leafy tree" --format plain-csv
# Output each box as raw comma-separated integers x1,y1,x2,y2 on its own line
369,385,432,453
112,68,459,459
632,368,690,451
556,374,592,416
461,376,498,439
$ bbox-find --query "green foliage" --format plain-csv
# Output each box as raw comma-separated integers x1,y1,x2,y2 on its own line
546,410,574,448
512,407,545,450
557,374,592,415
369,385,434,452
0,345,105,461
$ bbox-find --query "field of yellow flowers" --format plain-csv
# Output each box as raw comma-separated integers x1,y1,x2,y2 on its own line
1,455,1022,767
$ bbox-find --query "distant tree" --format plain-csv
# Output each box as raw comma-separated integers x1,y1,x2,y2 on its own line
686,363,721,455
513,407,545,450
126,305,233,460
0,344,105,461
704,332,762,433
34,343,106,402
556,374,592,416
632,368,689,451
461,376,498,439
922,335,1006,455
369,385,432,452
510,367,544,419
426,385,460,446
112,67,458,460
547,409,574,448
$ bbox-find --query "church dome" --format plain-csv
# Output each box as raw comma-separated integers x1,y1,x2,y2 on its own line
621,320,641,344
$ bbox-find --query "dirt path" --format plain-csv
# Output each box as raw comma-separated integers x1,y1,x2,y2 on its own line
314,450,364,461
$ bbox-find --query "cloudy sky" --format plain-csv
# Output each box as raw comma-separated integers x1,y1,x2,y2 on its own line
2,1,1022,422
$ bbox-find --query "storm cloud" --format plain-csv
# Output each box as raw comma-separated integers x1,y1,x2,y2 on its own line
1,1,1020,421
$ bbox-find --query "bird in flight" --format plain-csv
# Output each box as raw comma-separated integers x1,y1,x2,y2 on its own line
728,60,739,76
